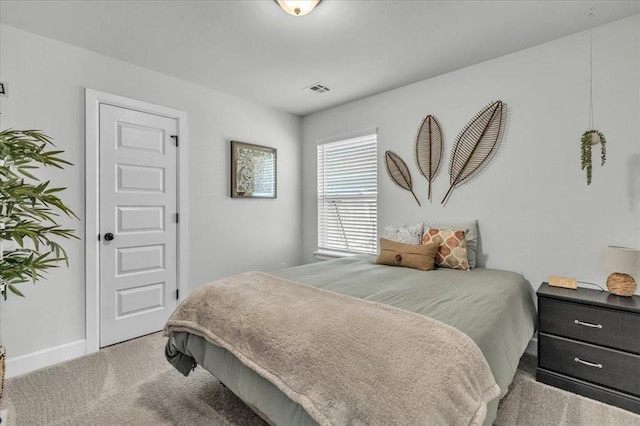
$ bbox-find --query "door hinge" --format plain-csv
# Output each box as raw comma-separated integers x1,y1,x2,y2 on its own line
176,289,180,300
171,135,179,146
175,213,179,223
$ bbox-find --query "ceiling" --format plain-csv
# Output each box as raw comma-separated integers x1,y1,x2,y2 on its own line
1,1,639,116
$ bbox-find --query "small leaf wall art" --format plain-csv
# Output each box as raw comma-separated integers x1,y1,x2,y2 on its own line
384,150,421,206
414,115,443,201
441,100,506,205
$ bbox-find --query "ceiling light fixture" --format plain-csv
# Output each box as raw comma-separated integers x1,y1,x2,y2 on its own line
276,0,321,16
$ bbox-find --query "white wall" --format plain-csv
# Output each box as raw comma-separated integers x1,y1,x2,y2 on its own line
0,24,302,368
1,13,638,375
302,15,640,293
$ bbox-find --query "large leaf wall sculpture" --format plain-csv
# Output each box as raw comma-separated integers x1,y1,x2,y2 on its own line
384,150,421,206
441,100,506,205
414,115,443,201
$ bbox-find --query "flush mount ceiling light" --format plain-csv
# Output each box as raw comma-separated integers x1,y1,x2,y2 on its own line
276,0,321,16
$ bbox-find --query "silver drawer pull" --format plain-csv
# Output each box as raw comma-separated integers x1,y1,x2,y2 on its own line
574,319,602,329
574,357,603,369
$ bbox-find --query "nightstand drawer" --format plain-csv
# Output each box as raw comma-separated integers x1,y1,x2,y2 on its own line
539,334,640,397
538,297,640,354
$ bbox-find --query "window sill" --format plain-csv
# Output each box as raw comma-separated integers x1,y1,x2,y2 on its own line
313,250,361,261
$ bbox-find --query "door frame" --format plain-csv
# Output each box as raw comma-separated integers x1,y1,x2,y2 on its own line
84,88,188,354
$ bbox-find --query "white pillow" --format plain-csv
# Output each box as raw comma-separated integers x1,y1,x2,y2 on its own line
384,223,424,245
424,220,478,268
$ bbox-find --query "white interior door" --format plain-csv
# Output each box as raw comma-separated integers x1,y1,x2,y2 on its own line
99,104,178,347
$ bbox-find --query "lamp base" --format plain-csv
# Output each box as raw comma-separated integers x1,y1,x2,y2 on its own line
606,273,637,297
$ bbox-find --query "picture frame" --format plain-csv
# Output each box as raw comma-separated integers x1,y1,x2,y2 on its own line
230,141,277,198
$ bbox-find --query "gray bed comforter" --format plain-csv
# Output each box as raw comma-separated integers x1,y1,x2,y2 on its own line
165,255,537,425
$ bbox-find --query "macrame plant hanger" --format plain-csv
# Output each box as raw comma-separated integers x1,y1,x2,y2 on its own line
588,9,595,134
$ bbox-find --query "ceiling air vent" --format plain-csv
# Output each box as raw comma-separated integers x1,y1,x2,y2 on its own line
304,83,332,94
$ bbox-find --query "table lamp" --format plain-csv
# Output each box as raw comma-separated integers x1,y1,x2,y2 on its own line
604,246,640,297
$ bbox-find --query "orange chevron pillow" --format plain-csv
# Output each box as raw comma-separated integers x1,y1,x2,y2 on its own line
421,228,469,270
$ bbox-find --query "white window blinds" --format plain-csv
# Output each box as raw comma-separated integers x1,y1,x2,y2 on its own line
317,133,378,255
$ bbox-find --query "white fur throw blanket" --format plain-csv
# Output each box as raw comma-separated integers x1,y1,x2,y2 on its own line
164,272,500,426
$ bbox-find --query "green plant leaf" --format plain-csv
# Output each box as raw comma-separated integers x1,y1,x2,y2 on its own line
8,284,25,298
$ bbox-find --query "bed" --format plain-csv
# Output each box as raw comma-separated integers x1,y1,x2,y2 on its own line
164,254,536,425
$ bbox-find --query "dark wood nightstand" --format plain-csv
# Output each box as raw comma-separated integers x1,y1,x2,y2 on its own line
536,282,640,414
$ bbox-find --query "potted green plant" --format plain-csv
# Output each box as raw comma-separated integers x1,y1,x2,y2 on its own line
0,129,77,394
580,129,606,185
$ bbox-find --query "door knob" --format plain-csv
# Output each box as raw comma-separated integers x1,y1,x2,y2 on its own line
104,232,115,241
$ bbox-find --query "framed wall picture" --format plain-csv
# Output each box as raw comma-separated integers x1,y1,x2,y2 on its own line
231,141,277,198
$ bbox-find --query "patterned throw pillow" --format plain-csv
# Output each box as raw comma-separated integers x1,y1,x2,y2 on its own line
421,228,469,270
375,238,439,271
426,220,478,268
384,223,424,245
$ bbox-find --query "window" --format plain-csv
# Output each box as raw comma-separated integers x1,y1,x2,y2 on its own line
317,132,377,256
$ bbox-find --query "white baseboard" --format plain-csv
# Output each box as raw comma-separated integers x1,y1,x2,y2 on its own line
525,336,538,357
6,339,86,378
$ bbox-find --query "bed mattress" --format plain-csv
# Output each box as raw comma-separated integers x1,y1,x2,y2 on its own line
165,254,537,425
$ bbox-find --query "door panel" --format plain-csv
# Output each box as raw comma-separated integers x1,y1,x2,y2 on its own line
117,206,165,233
118,123,166,153
117,164,165,192
99,104,178,347
117,282,165,317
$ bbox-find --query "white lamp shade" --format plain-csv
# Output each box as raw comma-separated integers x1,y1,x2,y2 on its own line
277,0,321,16
604,246,640,275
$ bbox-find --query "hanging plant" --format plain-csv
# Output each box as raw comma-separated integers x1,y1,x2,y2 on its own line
580,129,606,185
580,9,607,186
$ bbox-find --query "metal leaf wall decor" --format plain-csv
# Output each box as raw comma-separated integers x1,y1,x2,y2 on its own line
414,115,443,201
384,150,421,206
441,100,506,205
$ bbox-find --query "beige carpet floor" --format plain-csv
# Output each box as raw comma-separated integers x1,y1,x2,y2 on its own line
1,332,639,425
